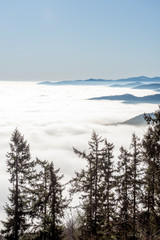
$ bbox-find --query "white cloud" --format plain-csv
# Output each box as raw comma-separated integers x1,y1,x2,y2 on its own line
0,81,158,226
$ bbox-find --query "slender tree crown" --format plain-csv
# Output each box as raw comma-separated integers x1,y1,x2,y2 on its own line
71,132,115,240
2,129,34,240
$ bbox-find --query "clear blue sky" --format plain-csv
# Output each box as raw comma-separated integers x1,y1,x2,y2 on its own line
0,0,160,81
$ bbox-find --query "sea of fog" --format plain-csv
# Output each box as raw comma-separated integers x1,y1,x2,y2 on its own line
0,81,158,224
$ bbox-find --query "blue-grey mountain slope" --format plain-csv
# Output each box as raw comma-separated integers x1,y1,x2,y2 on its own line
105,113,154,126
121,113,154,126
38,81,54,85
133,83,160,90
38,76,160,86
89,94,160,104
38,79,111,86
110,82,142,88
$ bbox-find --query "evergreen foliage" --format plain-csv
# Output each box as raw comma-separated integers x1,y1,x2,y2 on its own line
1,107,160,239
1,129,35,240
141,108,160,239
115,146,132,240
129,134,143,239
71,131,115,240
27,159,67,240
99,139,115,239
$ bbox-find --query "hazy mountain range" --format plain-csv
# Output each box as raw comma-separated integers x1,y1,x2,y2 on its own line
133,83,160,90
39,76,160,105
89,94,160,104
39,76,160,91
104,113,154,126
121,113,154,126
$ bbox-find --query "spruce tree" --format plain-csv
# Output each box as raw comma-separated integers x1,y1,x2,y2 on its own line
72,132,103,239
71,132,115,240
32,159,67,240
31,158,51,239
48,162,67,240
2,129,35,240
141,109,160,239
100,139,115,238
115,146,132,240
129,133,142,239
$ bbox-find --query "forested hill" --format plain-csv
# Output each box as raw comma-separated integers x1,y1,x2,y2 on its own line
134,83,160,90
89,94,160,104
121,113,154,126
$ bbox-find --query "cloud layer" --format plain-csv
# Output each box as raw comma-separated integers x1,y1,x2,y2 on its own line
0,81,158,225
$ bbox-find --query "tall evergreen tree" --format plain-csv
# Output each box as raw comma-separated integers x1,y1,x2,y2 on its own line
48,162,67,240
129,133,142,239
2,129,35,240
115,146,132,240
141,109,160,239
100,139,115,239
71,132,103,239
32,159,67,240
31,158,51,239
71,132,115,240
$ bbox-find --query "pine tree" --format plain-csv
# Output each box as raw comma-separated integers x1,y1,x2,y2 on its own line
32,159,67,240
2,129,35,240
141,109,160,239
100,139,115,238
48,162,67,239
115,146,132,240
129,133,143,239
71,132,115,240
31,158,51,239
72,132,103,239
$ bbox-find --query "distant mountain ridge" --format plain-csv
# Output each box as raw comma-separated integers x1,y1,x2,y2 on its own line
104,113,155,126
38,76,160,86
133,83,160,90
38,79,111,86
89,94,160,104
121,113,154,126
111,82,142,88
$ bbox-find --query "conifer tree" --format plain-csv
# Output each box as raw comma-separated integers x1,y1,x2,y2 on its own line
49,162,67,239
2,129,35,240
31,158,51,239
32,159,67,240
129,133,142,239
115,146,132,240
100,139,115,238
72,132,103,239
141,109,160,239
71,132,115,240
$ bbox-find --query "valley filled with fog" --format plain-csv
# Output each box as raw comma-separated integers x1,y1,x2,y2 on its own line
0,81,158,223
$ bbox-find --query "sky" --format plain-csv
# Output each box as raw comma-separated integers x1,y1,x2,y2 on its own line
0,0,160,81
